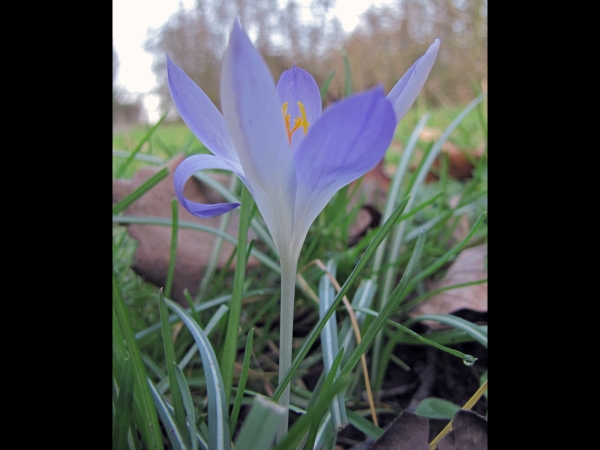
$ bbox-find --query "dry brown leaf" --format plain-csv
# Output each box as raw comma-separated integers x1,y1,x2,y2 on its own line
113,154,258,304
438,410,488,450
414,127,484,183
410,245,487,329
368,411,429,450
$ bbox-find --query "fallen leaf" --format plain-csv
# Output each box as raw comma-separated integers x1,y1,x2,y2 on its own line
410,245,487,329
415,127,484,183
368,411,429,450
113,154,258,304
437,409,487,450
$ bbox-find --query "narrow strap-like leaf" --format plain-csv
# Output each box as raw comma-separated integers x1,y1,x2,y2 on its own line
165,298,231,450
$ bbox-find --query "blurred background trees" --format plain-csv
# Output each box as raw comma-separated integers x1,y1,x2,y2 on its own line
113,43,144,129
144,0,487,117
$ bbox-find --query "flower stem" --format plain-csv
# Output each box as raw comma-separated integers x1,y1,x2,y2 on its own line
276,254,298,442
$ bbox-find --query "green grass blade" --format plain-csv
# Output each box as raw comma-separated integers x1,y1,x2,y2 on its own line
115,112,166,178
403,314,488,348
402,197,486,243
320,70,336,100
133,289,276,341
341,49,353,97
165,298,231,450
113,308,147,449
112,167,169,215
234,395,287,450
113,357,136,450
340,230,426,378
373,112,430,272
352,307,474,359
306,348,346,449
414,397,461,420
183,289,203,327
381,95,485,297
176,304,230,375
312,411,332,449
338,279,377,356
221,185,252,405
389,112,431,209
273,374,351,450
346,409,384,439
196,176,238,303
401,278,487,311
113,149,165,164
159,290,189,443
387,324,487,346
163,401,209,450
113,270,164,450
147,378,189,450
318,260,347,430
173,363,199,450
165,200,179,298
405,211,486,292
229,328,255,434
271,196,410,402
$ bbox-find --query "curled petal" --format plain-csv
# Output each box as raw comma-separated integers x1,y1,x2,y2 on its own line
386,39,440,124
277,65,322,151
167,56,241,168
293,87,396,241
173,154,241,218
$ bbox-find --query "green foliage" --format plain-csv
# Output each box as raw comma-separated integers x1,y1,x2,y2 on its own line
112,95,487,448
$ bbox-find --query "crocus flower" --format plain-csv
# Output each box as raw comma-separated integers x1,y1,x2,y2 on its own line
168,20,438,437
169,21,439,267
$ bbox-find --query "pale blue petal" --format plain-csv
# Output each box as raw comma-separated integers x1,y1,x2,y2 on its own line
220,21,297,253
167,56,241,169
173,154,241,218
293,87,396,241
386,39,440,124
276,65,322,152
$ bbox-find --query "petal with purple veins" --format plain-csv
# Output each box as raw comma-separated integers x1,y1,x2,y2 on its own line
293,87,396,241
220,21,297,250
386,39,440,124
167,56,241,168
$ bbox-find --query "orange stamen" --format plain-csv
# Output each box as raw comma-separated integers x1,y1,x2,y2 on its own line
281,101,310,145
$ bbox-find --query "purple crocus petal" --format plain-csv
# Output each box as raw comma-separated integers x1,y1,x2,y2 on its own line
220,21,297,253
386,39,440,124
276,65,322,151
167,56,241,169
173,154,241,218
293,87,396,242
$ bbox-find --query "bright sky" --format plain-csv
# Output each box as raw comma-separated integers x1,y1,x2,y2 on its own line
113,0,393,122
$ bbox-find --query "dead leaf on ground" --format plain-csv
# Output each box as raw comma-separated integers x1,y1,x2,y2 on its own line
414,127,484,183
438,409,487,450
410,244,487,329
368,410,429,450
113,154,258,304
